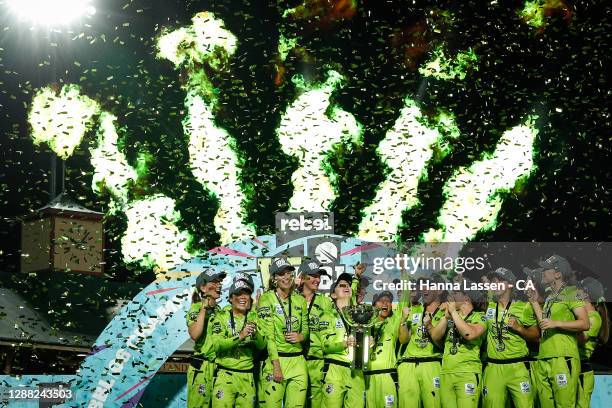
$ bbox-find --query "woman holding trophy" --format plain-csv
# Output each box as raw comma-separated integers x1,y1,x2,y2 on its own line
430,279,487,408
319,272,367,407
257,258,310,407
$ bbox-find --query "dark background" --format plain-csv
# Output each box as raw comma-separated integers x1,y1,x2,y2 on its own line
1,0,610,280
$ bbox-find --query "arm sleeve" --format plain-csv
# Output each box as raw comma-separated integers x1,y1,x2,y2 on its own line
257,293,279,361
521,302,538,327
320,314,346,354
351,277,359,305
210,316,242,353
587,313,602,338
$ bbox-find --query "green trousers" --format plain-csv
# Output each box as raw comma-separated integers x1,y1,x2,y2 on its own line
577,369,594,408
322,363,365,408
365,371,397,408
482,361,533,408
530,360,540,408
187,360,215,408
307,359,324,407
440,372,481,408
211,368,256,408
260,355,308,407
534,357,580,408
397,361,441,408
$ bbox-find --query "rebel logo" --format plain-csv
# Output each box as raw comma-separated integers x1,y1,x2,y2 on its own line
275,212,334,246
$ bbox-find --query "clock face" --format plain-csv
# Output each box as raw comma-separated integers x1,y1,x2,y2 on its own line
54,218,103,273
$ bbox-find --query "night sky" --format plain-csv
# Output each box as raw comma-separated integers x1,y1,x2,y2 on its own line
0,0,610,280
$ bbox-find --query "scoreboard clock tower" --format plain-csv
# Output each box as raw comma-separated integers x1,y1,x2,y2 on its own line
21,193,104,275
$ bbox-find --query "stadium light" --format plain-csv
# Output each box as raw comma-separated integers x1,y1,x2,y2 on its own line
7,0,96,26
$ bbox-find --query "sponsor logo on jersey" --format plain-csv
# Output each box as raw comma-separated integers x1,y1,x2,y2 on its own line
385,394,394,406
486,308,495,320
198,384,206,395
275,304,284,315
556,373,568,387
483,386,488,395
433,377,440,389
189,311,199,321
326,384,334,394
335,319,344,329
520,381,531,393
216,390,224,399
266,374,273,382
465,383,476,395
412,313,422,324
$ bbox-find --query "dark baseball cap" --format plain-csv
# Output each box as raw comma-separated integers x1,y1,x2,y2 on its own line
331,272,354,292
487,267,517,284
580,277,605,302
538,255,572,279
233,271,255,289
196,268,227,287
299,260,329,276
229,280,254,296
269,258,296,275
373,291,394,304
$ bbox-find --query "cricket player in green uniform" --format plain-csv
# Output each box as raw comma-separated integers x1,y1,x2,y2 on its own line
528,255,590,408
210,280,265,407
430,281,486,408
297,259,334,407
320,272,365,407
186,268,227,408
364,290,407,408
482,268,540,408
577,277,608,408
397,276,446,408
257,258,310,408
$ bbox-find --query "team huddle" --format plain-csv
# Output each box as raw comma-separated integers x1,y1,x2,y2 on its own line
186,254,608,408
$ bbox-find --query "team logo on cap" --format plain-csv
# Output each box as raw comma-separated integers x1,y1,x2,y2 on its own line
308,262,319,270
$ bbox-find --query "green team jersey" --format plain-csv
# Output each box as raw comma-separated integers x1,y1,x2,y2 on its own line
209,309,265,370
538,286,584,360
400,304,446,359
257,290,309,360
579,310,602,360
366,309,403,370
305,293,334,359
485,300,536,360
186,301,219,358
319,305,352,364
440,311,486,374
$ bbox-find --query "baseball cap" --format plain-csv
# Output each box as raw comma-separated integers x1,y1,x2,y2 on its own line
580,277,605,302
373,290,394,304
269,258,296,276
331,272,354,292
229,279,254,296
538,254,572,279
233,271,255,289
298,260,329,276
196,268,227,288
487,267,517,284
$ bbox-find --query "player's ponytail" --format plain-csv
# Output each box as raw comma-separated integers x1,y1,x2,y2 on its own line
597,302,609,344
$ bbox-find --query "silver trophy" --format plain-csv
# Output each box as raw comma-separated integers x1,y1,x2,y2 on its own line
341,304,380,370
